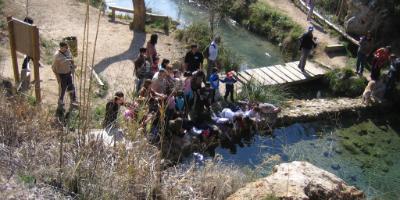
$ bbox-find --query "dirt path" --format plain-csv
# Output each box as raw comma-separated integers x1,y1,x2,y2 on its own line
261,0,348,69
0,0,183,105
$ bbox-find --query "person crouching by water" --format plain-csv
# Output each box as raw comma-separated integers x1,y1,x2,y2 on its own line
103,92,125,137
52,41,78,108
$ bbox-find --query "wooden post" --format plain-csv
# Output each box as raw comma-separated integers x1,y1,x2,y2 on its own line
31,26,41,102
111,8,115,21
7,16,20,84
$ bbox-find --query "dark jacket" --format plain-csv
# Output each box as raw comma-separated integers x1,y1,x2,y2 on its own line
299,32,317,50
103,100,120,128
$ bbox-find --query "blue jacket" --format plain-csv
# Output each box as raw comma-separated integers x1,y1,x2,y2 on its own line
209,73,220,89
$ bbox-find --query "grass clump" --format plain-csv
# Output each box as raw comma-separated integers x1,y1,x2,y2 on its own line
325,66,367,97
237,79,289,105
176,22,241,72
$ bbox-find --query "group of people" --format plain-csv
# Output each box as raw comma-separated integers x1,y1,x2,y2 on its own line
356,31,400,103
99,34,281,143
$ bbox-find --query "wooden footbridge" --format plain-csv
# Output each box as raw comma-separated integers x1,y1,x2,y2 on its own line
235,61,328,86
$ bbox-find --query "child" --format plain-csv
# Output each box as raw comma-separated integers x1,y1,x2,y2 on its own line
166,93,176,120
200,82,213,111
151,56,160,74
208,67,219,103
220,71,237,102
175,90,186,118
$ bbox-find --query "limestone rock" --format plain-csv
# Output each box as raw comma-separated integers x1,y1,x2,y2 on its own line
344,0,388,35
228,161,365,200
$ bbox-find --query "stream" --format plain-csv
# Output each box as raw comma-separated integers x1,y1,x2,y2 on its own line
106,1,400,199
105,0,285,69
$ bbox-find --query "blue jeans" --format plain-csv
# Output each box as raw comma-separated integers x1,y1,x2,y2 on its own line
356,51,367,74
298,48,311,70
136,78,144,94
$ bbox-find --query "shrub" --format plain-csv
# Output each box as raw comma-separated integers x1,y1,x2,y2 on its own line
325,67,367,97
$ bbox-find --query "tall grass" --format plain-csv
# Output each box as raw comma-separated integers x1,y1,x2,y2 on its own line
237,79,290,106
0,92,250,199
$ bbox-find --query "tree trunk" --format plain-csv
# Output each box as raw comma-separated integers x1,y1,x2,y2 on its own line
132,0,146,32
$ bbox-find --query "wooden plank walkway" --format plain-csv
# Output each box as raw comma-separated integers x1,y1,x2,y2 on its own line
236,61,327,86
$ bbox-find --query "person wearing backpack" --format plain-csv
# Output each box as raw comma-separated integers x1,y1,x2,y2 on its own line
205,36,221,79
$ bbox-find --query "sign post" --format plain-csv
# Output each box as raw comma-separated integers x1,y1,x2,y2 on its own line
7,16,41,102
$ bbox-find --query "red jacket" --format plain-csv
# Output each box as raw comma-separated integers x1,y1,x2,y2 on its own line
373,48,390,68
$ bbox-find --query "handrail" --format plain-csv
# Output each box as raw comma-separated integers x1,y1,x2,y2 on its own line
293,0,359,46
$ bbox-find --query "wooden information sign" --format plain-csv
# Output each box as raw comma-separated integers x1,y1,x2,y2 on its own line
7,16,41,102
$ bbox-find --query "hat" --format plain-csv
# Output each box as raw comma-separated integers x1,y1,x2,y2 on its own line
308,26,314,32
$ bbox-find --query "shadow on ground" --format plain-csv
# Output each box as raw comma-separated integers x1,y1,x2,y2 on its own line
94,30,146,74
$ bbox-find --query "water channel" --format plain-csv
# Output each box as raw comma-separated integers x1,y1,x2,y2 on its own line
107,1,400,199
105,0,285,69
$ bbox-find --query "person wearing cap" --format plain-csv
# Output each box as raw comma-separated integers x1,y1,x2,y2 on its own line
103,92,125,135
184,44,204,73
384,54,400,98
52,41,78,107
298,26,317,72
356,31,374,75
206,36,221,79
371,46,391,80
220,71,237,102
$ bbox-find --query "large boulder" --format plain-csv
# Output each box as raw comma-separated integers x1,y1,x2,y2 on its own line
228,161,365,200
344,0,388,36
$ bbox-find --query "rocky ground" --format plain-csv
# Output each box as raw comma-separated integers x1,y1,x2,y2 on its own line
0,0,184,105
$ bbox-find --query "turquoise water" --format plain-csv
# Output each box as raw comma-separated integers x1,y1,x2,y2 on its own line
213,118,400,200
105,0,284,69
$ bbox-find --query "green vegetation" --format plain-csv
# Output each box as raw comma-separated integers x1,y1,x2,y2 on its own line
237,79,289,105
228,1,303,57
40,38,58,65
176,22,241,72
325,65,367,97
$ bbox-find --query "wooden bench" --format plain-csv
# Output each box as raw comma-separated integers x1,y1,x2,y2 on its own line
109,6,134,22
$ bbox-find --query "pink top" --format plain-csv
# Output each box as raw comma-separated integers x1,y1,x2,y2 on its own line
184,77,192,94
146,42,157,61
167,96,175,110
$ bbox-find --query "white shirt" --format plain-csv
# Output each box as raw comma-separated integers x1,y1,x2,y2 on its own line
208,41,218,61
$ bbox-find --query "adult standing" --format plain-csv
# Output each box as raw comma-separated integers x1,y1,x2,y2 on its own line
184,44,204,73
356,31,374,75
146,34,158,65
307,0,315,21
371,46,391,81
298,26,317,72
206,36,221,79
384,55,400,98
52,41,78,107
134,47,147,93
